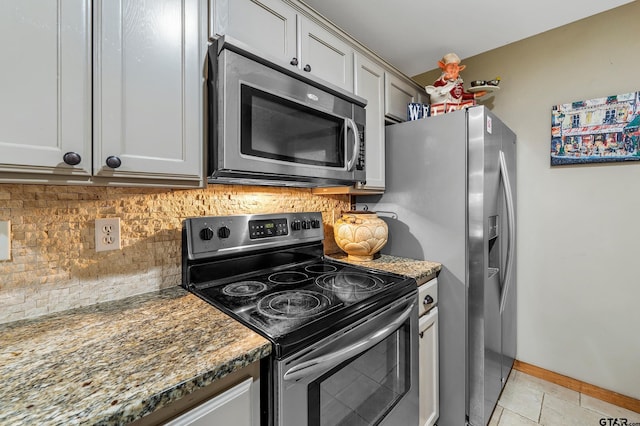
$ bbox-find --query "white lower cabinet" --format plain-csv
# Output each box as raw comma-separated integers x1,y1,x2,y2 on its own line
130,362,260,426
166,378,254,426
419,306,439,426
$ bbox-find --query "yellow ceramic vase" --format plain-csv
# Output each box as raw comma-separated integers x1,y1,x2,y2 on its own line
334,211,388,261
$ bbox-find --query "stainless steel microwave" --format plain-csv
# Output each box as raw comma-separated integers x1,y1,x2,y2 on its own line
207,37,367,187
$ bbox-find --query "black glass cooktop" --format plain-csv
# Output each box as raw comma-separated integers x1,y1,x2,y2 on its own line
190,259,415,358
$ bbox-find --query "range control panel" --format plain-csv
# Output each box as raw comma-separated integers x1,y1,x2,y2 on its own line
249,218,289,239
185,212,324,260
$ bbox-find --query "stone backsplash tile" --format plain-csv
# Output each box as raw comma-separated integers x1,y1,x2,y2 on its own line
0,184,350,324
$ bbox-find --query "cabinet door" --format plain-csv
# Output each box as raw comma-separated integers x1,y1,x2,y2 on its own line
299,17,354,92
0,0,91,177
354,54,385,190
213,0,297,66
94,0,204,183
385,72,419,123
419,307,439,426
165,378,253,426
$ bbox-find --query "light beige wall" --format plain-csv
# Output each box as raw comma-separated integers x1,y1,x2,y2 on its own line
415,1,640,399
0,183,350,324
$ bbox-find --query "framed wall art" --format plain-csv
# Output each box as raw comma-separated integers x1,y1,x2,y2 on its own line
551,91,640,165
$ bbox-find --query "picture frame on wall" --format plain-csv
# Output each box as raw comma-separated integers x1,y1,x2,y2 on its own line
550,91,640,166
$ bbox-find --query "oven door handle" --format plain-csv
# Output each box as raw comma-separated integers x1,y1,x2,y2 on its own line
283,299,415,382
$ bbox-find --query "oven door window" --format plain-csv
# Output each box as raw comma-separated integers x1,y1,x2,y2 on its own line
241,85,345,168
308,326,410,426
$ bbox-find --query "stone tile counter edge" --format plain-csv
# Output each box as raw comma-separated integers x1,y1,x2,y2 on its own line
328,253,442,285
0,286,271,425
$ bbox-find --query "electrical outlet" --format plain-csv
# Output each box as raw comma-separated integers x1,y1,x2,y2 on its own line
0,220,10,261
95,218,121,252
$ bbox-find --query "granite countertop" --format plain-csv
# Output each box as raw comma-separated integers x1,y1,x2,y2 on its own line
328,253,441,285
0,287,271,426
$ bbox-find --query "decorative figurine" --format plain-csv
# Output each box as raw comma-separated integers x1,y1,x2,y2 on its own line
426,53,487,113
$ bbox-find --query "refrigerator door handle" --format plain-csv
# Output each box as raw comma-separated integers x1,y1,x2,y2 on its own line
499,150,515,314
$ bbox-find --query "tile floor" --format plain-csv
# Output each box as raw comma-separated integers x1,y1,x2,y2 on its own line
488,370,640,425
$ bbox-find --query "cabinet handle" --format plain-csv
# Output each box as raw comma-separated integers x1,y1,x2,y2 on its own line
423,295,434,305
290,57,299,66
62,152,81,166
303,64,311,72
105,156,122,169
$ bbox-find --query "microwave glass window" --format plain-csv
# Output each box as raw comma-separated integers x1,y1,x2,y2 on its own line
308,327,410,426
241,85,345,167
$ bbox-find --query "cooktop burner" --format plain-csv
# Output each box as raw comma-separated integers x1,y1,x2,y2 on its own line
304,264,337,274
257,290,331,319
316,272,385,302
222,281,268,297
268,271,309,285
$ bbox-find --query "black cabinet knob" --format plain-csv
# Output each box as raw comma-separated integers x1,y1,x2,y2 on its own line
423,295,434,305
62,152,81,166
105,156,122,169
217,226,231,239
303,64,311,72
290,57,299,66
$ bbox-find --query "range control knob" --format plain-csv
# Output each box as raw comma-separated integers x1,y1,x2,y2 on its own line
200,227,214,241
217,226,231,239
302,220,311,229
310,219,321,229
291,220,301,231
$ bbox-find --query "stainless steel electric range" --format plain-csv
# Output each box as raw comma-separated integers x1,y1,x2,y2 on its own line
182,212,418,426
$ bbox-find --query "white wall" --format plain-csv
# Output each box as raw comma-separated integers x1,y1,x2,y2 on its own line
415,1,640,399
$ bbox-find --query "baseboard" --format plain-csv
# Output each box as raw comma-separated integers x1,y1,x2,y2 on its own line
514,360,640,414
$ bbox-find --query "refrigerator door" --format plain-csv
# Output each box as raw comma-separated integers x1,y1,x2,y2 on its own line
467,107,503,426
499,121,517,389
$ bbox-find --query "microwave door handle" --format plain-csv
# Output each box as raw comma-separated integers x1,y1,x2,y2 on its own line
282,299,415,382
345,118,360,171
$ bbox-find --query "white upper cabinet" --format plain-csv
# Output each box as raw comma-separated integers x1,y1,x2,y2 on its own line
354,53,385,190
0,0,92,178
213,0,297,65
212,0,354,92
0,0,205,186
298,17,354,91
94,0,205,183
385,72,420,123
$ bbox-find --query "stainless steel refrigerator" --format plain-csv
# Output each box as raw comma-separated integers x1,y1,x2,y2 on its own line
357,106,517,426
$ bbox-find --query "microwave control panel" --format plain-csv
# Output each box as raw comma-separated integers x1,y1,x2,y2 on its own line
356,124,366,171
